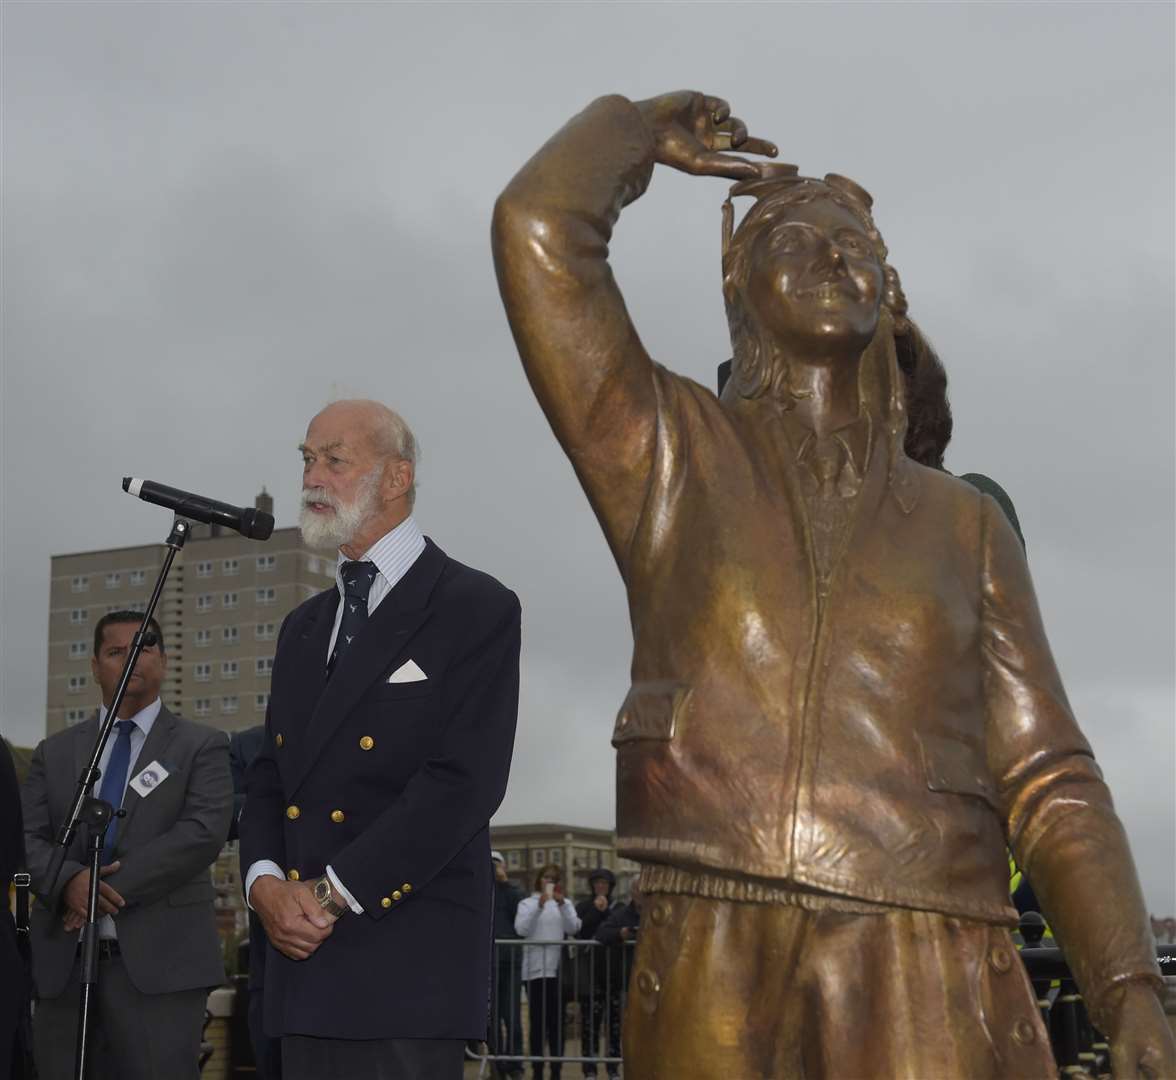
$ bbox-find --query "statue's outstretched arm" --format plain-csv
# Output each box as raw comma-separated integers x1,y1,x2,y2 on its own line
981,495,1171,1073
492,92,775,564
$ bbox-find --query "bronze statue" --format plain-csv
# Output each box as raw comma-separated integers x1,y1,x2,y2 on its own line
493,91,1173,1078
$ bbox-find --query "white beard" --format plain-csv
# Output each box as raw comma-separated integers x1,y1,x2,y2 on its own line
298,466,382,551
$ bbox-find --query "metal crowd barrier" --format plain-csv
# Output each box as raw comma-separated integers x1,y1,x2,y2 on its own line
469,938,636,1077
1016,912,1176,1077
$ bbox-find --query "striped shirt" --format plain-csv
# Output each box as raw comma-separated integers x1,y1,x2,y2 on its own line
326,516,427,660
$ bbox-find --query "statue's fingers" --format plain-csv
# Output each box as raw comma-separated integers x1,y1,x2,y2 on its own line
714,117,749,148
740,136,779,158
688,150,763,181
703,96,731,125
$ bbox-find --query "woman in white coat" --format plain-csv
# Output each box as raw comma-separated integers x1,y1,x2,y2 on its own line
514,863,581,1080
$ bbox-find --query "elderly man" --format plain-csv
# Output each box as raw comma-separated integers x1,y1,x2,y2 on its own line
493,91,1172,1078
22,611,232,1080
239,400,521,1079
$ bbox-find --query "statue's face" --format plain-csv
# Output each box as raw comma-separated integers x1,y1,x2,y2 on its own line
743,197,883,356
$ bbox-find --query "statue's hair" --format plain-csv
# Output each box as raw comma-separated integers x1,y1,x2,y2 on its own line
895,324,952,469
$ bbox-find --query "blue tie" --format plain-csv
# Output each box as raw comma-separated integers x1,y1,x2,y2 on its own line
97,719,134,864
329,560,377,672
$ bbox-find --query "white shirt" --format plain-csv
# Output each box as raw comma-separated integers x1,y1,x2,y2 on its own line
245,517,427,915
514,893,582,981
89,698,163,939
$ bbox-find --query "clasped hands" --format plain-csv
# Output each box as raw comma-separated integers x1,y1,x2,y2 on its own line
61,861,125,932
249,875,339,961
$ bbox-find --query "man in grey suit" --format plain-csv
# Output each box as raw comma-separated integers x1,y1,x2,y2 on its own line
22,610,233,1080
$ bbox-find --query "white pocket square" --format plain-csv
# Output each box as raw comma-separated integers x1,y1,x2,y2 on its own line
388,659,428,683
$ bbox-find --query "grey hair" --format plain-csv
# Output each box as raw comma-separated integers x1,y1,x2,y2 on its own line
328,398,419,510
371,405,418,510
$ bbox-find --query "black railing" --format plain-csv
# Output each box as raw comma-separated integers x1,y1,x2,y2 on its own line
1017,912,1175,1076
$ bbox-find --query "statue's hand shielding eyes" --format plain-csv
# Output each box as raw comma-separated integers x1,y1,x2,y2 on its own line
634,91,778,181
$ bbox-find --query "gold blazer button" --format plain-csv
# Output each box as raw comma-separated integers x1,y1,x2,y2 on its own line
286,805,300,820
287,869,300,881
275,734,284,748
359,736,374,751
391,890,402,901
381,897,392,909
330,810,345,823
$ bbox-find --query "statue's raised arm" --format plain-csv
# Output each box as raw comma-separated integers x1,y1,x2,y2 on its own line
492,92,776,567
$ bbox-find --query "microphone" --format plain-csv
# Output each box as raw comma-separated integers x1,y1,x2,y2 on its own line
122,478,275,540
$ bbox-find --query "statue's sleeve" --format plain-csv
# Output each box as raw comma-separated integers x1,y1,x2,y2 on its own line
979,493,1162,1030
492,95,661,569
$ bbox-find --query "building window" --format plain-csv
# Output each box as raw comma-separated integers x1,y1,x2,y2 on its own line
257,555,276,572
67,675,88,694
195,629,211,647
222,592,239,610
507,850,522,869
130,569,146,586
194,698,212,717
194,663,212,682
105,604,122,615
221,661,239,679
196,561,213,578
255,622,277,640
65,708,89,725
223,558,240,576
550,848,563,866
256,587,277,605
196,595,213,613
70,609,88,624
255,693,270,711
221,695,239,715
69,641,88,659
104,572,121,589
71,575,89,592
223,626,240,644
532,849,546,867
255,657,274,676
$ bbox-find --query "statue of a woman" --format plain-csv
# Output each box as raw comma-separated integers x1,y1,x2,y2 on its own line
493,91,1171,1078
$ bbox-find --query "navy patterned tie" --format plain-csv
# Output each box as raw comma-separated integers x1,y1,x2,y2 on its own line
97,719,134,864
329,560,377,671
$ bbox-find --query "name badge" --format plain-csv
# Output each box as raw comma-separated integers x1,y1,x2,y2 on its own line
129,760,170,798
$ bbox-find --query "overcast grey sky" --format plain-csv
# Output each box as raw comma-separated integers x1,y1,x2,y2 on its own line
2,2,1173,913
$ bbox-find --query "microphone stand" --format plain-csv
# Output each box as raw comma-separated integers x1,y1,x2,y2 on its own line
41,516,191,1080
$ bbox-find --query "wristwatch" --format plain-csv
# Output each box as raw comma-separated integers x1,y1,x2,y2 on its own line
312,874,348,917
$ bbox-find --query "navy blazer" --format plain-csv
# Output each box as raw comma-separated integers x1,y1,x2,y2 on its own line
239,538,521,1040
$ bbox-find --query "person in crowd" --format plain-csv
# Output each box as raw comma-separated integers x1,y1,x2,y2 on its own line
574,869,621,1080
491,851,526,1079
593,883,642,951
593,885,643,1017
2,738,30,1079
22,611,233,1080
514,864,580,1080
229,725,281,1079
240,399,521,1080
